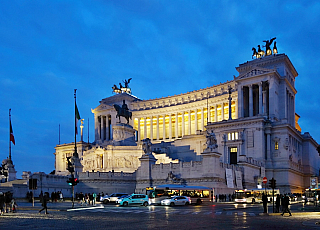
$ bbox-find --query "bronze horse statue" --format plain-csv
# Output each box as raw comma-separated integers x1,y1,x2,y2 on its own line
113,101,132,124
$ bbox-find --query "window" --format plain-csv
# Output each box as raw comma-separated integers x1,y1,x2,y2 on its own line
228,132,239,141
275,141,279,150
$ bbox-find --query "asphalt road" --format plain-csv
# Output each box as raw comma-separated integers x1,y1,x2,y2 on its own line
1,201,320,229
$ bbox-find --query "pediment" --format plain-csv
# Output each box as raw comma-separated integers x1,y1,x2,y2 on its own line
94,104,113,112
235,67,275,80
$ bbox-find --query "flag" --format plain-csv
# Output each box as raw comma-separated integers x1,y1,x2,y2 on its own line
10,120,15,145
75,103,81,135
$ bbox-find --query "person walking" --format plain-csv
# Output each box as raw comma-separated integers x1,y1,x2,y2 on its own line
92,192,97,206
262,193,268,213
39,192,49,214
281,194,292,216
276,194,281,213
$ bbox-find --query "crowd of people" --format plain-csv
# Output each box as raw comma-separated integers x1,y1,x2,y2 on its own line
75,192,102,205
0,191,17,215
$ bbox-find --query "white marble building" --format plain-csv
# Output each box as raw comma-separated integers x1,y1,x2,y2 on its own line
54,53,320,194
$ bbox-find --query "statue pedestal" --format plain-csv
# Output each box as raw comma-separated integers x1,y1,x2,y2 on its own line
112,123,136,146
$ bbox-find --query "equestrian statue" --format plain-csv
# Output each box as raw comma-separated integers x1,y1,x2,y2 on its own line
113,100,132,124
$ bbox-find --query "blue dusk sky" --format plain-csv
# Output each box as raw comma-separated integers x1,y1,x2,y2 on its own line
0,1,320,176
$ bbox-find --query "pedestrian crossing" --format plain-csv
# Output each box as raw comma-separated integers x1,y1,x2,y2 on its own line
77,207,258,216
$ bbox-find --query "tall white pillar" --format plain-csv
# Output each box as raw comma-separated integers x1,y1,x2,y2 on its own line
238,85,243,118
182,111,185,137
150,116,153,141
156,115,160,140
98,116,101,141
249,84,253,117
201,108,204,131
169,114,172,139
144,117,147,139
259,82,263,115
221,103,224,121
101,116,105,141
175,113,178,138
188,110,191,135
137,118,141,141
162,115,166,140
194,109,198,131
215,106,217,122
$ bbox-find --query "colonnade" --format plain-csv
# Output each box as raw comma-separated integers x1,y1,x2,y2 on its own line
135,102,236,141
238,82,269,118
95,115,112,142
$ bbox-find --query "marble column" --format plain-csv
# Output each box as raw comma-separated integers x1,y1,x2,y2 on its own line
144,117,147,139
137,118,141,141
182,111,185,137
98,116,101,140
150,116,153,141
249,84,253,117
215,106,217,122
162,115,166,140
259,82,263,115
169,114,172,139
101,116,105,141
156,115,160,140
194,110,198,132
221,103,224,121
175,113,178,138
201,108,204,131
188,110,191,135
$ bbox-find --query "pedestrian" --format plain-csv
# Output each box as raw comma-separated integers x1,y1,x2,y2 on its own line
11,198,17,213
39,192,49,214
0,192,5,215
92,192,97,206
262,193,268,213
5,192,12,213
276,194,280,213
59,191,63,202
281,194,292,216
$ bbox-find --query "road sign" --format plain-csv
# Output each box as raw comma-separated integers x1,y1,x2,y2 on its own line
263,177,267,184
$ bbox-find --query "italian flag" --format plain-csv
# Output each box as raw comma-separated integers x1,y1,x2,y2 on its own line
75,103,81,135
10,120,15,145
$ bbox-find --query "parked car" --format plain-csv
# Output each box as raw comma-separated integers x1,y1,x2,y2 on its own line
102,193,129,204
117,194,149,206
160,196,191,206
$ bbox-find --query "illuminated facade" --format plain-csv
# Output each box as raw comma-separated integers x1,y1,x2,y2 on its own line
54,54,320,194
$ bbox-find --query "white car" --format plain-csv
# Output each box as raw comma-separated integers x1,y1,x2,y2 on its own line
101,193,129,204
161,196,191,206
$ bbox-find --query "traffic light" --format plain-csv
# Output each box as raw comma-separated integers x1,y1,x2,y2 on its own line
67,176,73,186
66,157,74,173
269,177,276,189
73,177,79,186
66,175,79,186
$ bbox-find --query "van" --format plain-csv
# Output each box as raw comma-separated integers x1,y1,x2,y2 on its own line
117,194,149,206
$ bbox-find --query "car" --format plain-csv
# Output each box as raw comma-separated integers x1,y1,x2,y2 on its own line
160,196,191,206
117,194,149,206
100,195,110,203
102,193,129,204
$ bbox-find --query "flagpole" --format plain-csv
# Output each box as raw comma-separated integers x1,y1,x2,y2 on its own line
9,109,12,163
74,89,78,158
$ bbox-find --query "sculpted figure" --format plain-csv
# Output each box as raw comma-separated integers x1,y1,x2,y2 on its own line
142,138,152,155
263,37,276,56
113,100,132,124
205,130,218,151
123,78,132,88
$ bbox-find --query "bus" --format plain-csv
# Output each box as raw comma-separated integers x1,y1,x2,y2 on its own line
304,188,320,203
235,188,280,203
146,184,213,205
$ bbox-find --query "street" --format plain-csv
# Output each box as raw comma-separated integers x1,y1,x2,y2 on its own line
1,201,320,229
